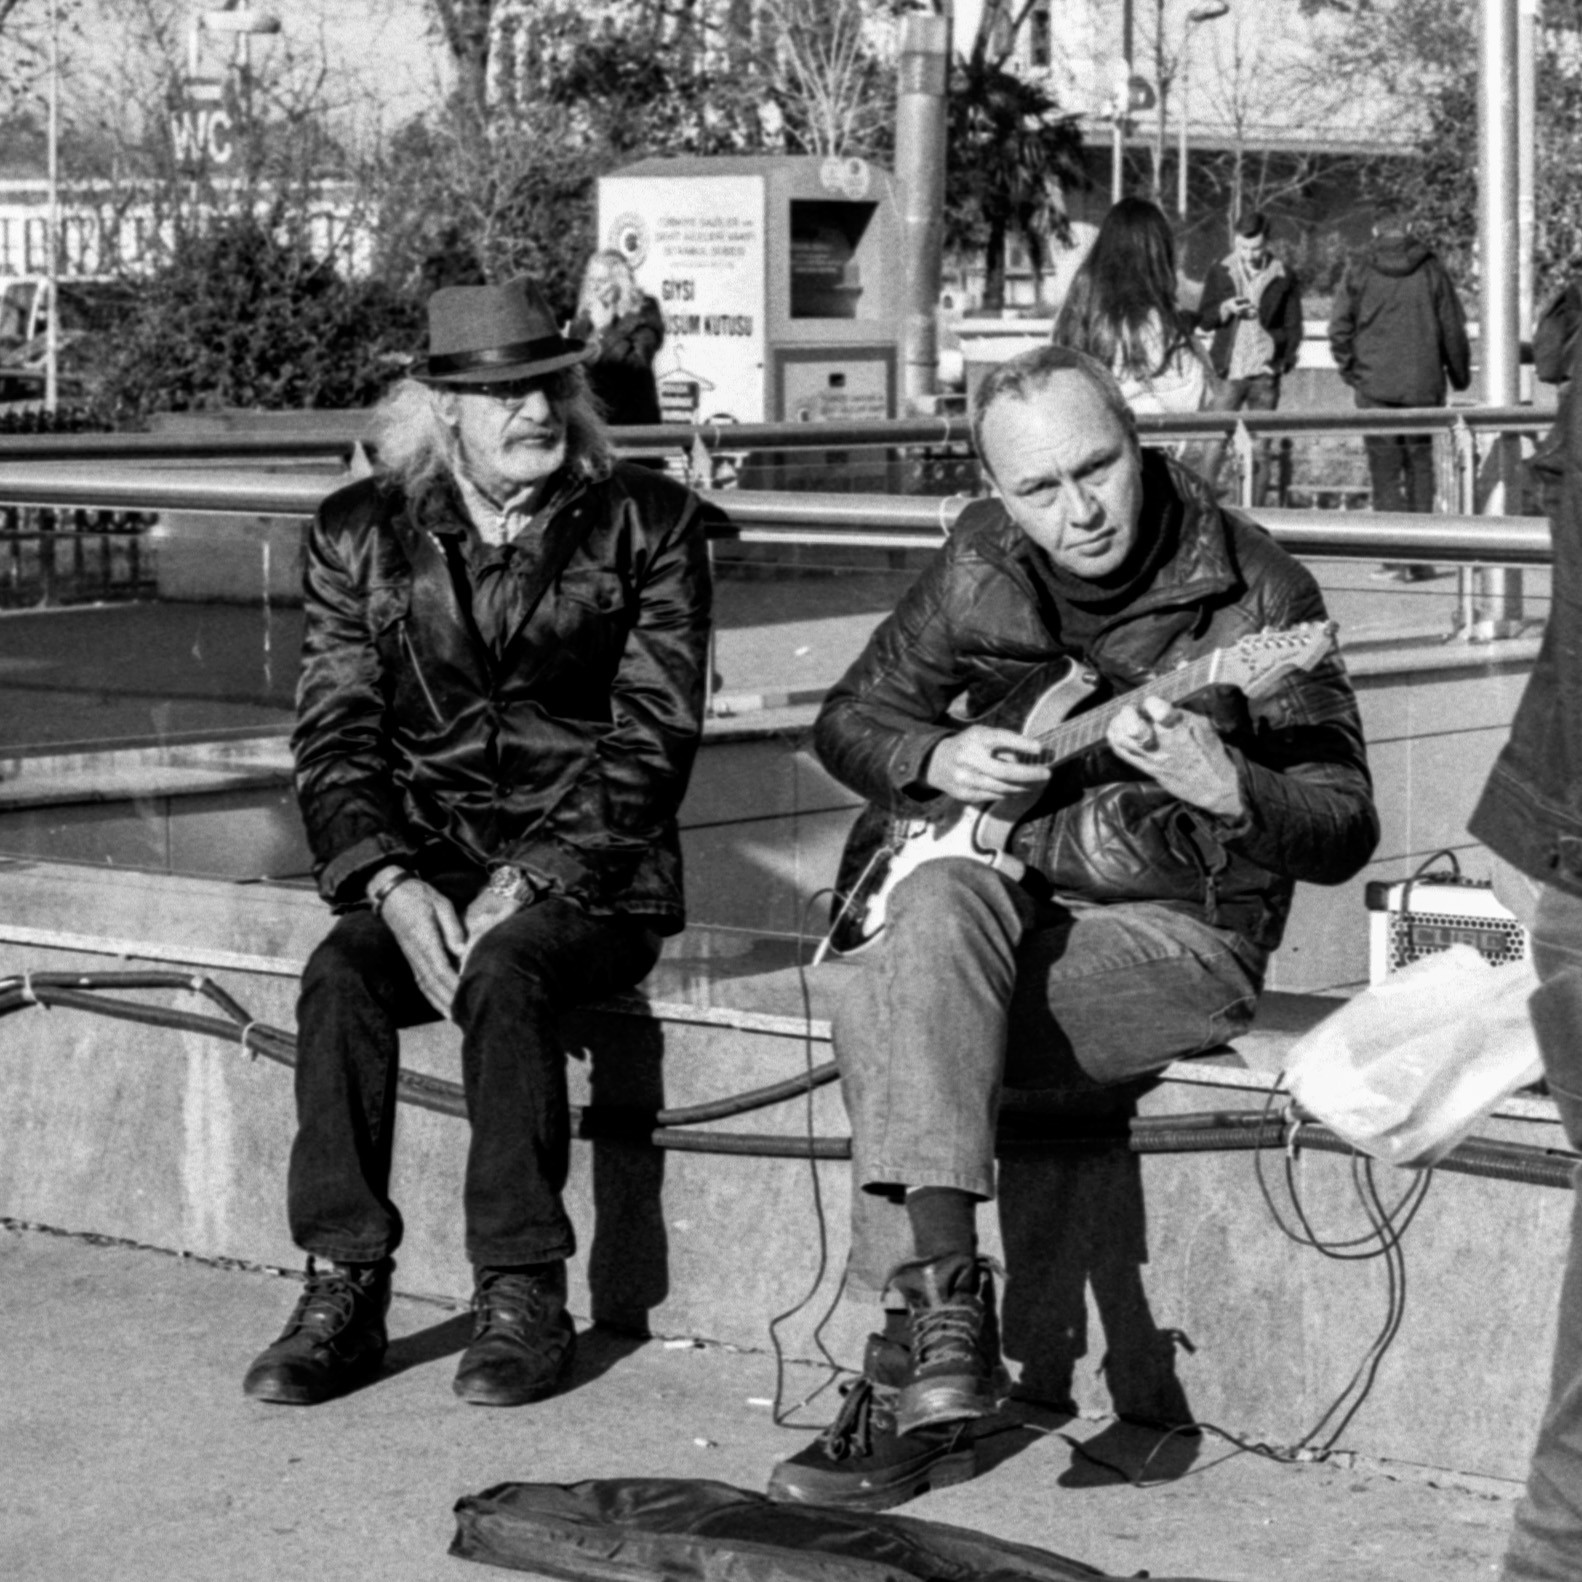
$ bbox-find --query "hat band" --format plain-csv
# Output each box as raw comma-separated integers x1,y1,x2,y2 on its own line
426,334,573,377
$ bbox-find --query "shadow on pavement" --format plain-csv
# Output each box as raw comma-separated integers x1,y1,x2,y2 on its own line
1056,1419,1203,1488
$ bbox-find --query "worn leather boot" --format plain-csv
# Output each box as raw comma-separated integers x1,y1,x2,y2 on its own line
766,1333,977,1510
453,1264,577,1407
242,1258,391,1405
890,1252,1004,1436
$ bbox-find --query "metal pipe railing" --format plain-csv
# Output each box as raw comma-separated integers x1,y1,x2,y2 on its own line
0,465,1555,566
0,403,1552,464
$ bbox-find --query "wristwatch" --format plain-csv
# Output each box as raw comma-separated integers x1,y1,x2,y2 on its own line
487,864,534,906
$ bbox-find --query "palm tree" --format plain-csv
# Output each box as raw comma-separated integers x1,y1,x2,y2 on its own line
946,37,1084,312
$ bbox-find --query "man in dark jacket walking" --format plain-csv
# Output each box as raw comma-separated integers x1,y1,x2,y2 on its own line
1470,319,1582,1582
1328,213,1471,535
1197,210,1305,505
767,344,1378,1511
241,278,713,1410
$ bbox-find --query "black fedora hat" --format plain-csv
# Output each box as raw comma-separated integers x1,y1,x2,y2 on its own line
414,276,593,385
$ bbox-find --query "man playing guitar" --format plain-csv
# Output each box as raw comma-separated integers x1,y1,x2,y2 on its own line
768,344,1379,1510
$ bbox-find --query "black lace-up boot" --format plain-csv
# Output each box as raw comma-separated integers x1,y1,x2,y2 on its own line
242,1258,391,1404
766,1334,977,1510
452,1263,576,1406
890,1252,1004,1436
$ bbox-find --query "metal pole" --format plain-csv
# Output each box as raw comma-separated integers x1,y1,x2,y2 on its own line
44,0,59,415
1112,0,1134,205
1177,34,1190,219
896,12,950,412
1475,0,1524,639
1517,0,1538,395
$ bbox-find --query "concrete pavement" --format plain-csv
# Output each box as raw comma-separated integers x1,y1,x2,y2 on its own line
1,1223,1514,1582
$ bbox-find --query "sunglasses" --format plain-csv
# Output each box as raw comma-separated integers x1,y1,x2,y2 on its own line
451,373,567,404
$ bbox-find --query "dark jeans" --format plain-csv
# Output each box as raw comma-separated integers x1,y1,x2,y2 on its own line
287,883,660,1270
1359,394,1437,513
1504,882,1582,1579
1221,373,1281,506
834,859,1265,1290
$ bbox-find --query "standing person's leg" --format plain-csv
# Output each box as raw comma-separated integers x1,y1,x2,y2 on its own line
245,909,437,1404
451,894,660,1405
1405,431,1437,513
1502,882,1582,1581
1242,373,1282,507
1205,377,1253,496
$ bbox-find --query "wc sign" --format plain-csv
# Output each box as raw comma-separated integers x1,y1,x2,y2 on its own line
169,79,235,168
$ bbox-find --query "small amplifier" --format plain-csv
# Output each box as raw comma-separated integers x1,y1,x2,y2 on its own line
1364,873,1531,985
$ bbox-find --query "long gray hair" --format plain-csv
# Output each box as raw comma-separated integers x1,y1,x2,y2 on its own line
577,250,646,323
369,365,615,495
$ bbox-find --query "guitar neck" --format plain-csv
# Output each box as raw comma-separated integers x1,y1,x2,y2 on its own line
1035,652,1220,766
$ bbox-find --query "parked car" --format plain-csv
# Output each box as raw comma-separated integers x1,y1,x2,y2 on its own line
0,277,134,404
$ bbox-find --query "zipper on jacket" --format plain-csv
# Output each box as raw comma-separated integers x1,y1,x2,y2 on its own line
399,619,446,726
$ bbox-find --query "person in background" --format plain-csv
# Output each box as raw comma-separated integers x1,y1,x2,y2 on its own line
570,250,665,433
1053,197,1211,419
1328,210,1471,579
1052,198,1220,483
241,277,712,1411
1470,305,1582,1582
1196,210,1304,507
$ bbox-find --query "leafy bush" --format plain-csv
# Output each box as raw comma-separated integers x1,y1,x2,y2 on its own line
90,207,424,424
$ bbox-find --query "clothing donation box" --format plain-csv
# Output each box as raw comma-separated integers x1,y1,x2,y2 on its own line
597,155,903,431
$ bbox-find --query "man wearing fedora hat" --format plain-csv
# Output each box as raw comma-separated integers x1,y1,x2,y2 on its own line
242,276,713,1409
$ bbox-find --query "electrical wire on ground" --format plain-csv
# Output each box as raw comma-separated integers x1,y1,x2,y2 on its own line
763,887,853,1430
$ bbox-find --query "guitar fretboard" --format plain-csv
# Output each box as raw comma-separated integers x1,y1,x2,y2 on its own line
1032,652,1221,767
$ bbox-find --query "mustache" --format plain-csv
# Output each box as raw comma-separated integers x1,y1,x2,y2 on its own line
506,424,563,445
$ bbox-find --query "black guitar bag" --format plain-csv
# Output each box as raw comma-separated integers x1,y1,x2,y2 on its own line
450,1476,1230,1582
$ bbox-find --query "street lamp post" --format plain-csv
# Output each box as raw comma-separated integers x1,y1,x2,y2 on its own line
44,0,59,413
1176,0,1229,221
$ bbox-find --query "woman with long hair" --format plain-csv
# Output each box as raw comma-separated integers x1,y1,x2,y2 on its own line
1051,197,1212,418
568,250,666,432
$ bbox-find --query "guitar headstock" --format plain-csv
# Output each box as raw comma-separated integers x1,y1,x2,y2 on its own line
1214,621,1339,700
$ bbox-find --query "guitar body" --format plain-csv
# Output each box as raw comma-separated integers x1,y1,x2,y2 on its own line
823,658,1100,959
816,619,1339,962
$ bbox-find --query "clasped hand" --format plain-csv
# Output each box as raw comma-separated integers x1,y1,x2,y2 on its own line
375,876,526,1019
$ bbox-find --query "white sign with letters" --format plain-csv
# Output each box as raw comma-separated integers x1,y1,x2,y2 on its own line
598,174,767,425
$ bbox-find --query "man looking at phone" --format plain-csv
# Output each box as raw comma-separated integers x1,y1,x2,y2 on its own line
1197,210,1305,505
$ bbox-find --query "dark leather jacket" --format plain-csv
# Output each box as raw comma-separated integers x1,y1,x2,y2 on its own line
292,460,713,930
815,455,1379,957
1470,333,1582,895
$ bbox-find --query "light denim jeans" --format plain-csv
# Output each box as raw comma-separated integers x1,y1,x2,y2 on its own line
1503,880,1582,1581
834,858,1265,1291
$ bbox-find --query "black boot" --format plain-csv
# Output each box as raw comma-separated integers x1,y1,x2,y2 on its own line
766,1334,977,1510
453,1264,576,1406
242,1258,391,1405
890,1252,1003,1436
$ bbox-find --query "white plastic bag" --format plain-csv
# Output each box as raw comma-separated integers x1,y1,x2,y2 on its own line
1282,944,1543,1168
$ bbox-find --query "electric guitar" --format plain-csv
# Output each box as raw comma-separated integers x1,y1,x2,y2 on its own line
818,621,1339,961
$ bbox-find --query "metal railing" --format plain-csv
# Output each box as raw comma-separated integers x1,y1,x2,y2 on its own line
0,410,1556,634
0,461,1550,561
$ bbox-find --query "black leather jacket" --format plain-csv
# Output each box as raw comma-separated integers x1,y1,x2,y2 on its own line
292,460,713,930
1471,330,1582,894
815,455,1379,956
